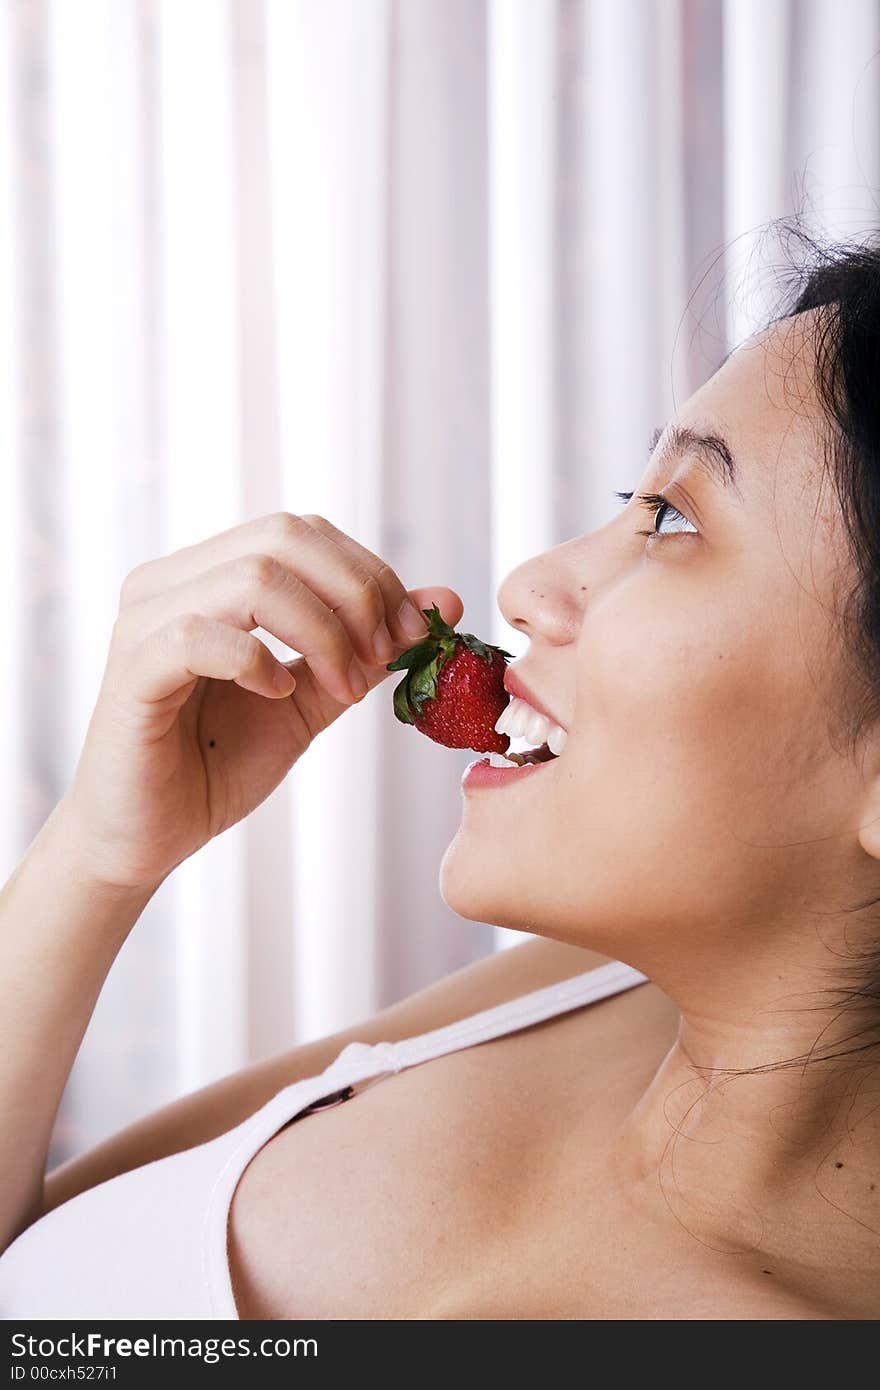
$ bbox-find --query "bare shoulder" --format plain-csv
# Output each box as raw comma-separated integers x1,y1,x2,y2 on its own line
42,935,627,1215
384,936,678,1062
375,935,622,1037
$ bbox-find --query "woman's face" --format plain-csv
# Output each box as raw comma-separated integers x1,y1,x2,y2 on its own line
439,311,876,981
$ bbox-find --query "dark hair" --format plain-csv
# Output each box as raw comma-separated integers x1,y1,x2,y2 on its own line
709,217,880,1076
768,220,880,754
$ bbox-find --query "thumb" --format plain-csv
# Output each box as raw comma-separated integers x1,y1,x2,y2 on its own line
360,586,465,694
405,587,465,635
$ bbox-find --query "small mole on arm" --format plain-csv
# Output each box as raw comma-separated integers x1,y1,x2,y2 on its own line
762,1269,773,1276
208,740,216,748
835,1162,844,1169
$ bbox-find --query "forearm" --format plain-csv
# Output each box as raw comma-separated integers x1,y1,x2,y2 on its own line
0,799,154,1255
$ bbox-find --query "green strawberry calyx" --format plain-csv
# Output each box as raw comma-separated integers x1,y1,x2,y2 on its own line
385,603,515,726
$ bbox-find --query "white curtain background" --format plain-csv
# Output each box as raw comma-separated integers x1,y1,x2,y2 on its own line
1,0,879,1166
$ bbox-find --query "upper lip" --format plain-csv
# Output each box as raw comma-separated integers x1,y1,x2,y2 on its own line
502,668,568,733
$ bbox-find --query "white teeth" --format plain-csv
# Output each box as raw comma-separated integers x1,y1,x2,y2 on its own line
506,702,533,739
494,697,567,755
525,708,547,745
547,725,567,757
487,750,518,768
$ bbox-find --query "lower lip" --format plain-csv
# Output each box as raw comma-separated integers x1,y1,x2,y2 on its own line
460,756,558,790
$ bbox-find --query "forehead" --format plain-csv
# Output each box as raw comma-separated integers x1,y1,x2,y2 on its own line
680,310,829,500
671,309,855,596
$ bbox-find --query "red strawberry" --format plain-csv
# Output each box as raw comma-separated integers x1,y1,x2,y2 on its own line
386,603,515,754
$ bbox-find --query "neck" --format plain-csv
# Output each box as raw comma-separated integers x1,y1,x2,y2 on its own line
607,961,880,1298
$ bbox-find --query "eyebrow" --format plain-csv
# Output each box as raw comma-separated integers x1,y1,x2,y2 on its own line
648,424,743,499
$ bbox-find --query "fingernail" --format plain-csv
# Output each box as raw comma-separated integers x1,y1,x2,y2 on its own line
398,600,427,639
274,666,296,694
371,620,395,663
347,657,368,700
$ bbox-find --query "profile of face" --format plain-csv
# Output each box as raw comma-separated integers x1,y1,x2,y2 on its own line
439,308,880,989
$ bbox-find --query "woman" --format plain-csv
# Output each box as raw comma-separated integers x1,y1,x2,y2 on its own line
1,229,878,1321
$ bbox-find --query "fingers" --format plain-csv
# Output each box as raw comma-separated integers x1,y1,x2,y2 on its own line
117,516,441,709
297,515,431,650
114,613,297,708
143,553,369,706
119,512,430,653
119,551,384,708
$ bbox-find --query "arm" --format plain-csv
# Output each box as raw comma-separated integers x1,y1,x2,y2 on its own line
1,514,466,1247
0,799,156,1256
42,934,614,1216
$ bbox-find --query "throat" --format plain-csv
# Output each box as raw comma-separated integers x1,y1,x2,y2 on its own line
606,1036,880,1306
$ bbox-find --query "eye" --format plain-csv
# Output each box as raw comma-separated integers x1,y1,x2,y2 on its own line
613,490,698,539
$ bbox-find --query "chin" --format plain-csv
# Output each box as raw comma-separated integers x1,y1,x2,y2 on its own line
437,829,555,935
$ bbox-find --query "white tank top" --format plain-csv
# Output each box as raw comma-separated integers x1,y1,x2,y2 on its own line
0,959,648,1319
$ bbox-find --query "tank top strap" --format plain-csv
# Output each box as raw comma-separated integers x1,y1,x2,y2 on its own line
383,958,648,1074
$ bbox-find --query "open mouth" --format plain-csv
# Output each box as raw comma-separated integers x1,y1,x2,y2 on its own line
493,741,559,767
493,693,567,767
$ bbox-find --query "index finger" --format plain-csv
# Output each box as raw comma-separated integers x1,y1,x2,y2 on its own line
120,511,428,649
298,514,430,648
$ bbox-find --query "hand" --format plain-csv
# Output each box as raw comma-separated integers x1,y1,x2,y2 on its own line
57,512,463,894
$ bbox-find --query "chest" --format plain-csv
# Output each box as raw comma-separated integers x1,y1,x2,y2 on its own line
226,988,680,1319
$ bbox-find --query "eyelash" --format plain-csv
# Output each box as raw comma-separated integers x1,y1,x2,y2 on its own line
612,489,696,538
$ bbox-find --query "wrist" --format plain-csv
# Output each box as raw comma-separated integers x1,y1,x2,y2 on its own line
31,799,161,922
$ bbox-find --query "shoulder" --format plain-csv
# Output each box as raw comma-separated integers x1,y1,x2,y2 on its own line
374,936,624,1040
42,936,629,1215
381,937,677,1068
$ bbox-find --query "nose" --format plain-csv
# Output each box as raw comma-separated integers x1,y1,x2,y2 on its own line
496,545,583,644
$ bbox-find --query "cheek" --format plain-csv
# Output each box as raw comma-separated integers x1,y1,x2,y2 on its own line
577,585,830,846
584,589,744,745
532,599,833,944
